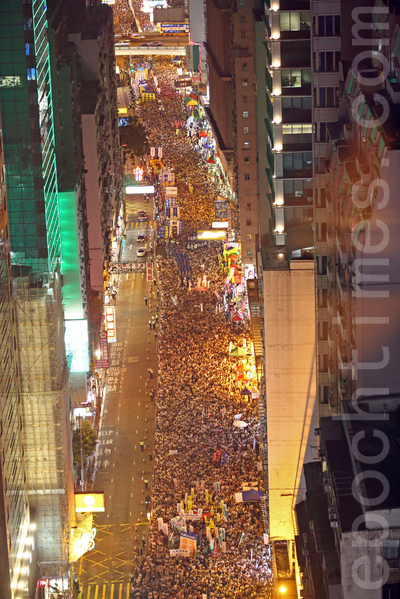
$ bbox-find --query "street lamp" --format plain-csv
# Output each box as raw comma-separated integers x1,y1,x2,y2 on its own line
279,586,287,594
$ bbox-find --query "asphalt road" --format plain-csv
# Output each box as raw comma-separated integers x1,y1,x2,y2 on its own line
77,197,158,599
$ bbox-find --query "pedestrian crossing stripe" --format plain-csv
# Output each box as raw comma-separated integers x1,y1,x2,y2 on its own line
128,221,154,230
80,582,130,599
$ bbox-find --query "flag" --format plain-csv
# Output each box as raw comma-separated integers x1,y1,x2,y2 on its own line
223,504,229,522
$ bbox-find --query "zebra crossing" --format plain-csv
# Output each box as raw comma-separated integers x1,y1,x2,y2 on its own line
79,581,131,599
126,220,155,229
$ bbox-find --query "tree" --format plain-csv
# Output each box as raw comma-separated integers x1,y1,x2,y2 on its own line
72,420,97,465
119,116,149,157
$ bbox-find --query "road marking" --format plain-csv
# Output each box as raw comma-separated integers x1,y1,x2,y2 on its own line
102,586,106,599
111,478,113,482
134,445,137,449
94,585,99,599
119,583,123,599
111,584,114,598
132,476,134,481
131,493,133,497
126,582,130,599
87,585,91,599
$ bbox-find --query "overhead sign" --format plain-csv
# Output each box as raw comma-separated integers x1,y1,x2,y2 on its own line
96,331,109,369
75,493,105,513
212,221,229,229
197,230,227,240
105,306,116,343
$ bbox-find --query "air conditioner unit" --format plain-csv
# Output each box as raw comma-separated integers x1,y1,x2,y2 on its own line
324,485,332,493
330,521,339,528
329,514,337,521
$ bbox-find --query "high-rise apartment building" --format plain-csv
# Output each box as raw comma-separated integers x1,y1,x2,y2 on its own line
0,0,76,585
68,0,123,316
0,113,33,599
205,0,272,278
268,0,313,258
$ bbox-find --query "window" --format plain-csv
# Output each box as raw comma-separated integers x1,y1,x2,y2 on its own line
283,179,312,201
240,15,245,22
318,122,328,143
318,255,327,275
281,41,310,66
247,250,253,256
318,15,340,36
319,288,327,308
282,123,312,144
242,63,247,71
246,203,252,211
320,386,329,404
246,219,252,226
382,542,399,560
242,79,248,87
282,97,312,121
244,142,250,149
282,152,312,177
243,96,248,103
280,11,310,31
245,173,250,180
243,111,249,118
243,127,249,134
281,68,311,89
241,31,246,39
246,234,252,241
27,68,36,81
244,157,250,164
317,87,339,108
317,51,340,72
245,189,251,196
239,0,245,6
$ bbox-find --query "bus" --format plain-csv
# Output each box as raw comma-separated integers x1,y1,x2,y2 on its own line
158,23,190,36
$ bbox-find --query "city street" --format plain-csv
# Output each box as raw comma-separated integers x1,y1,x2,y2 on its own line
77,196,158,599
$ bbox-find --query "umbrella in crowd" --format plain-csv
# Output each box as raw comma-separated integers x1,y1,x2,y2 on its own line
199,130,207,138
240,388,252,396
230,346,247,357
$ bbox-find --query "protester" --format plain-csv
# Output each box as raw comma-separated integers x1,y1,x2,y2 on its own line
128,52,272,599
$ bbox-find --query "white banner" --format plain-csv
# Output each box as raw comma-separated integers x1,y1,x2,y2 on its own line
170,548,190,557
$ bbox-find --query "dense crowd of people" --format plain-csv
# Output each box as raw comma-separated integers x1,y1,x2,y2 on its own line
137,57,232,237
113,0,157,33
128,56,272,599
129,248,272,599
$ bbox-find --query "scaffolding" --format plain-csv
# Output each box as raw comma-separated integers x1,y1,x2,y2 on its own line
13,271,75,582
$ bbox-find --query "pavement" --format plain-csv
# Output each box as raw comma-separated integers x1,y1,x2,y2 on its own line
77,194,158,599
